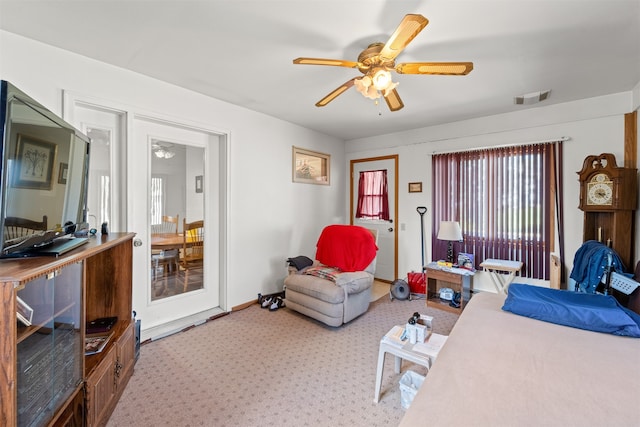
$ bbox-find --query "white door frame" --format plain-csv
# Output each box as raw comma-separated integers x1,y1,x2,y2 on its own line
350,155,399,281
132,114,228,341
63,92,229,341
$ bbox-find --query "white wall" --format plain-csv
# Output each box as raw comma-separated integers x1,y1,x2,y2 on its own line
345,92,638,292
0,30,346,310
2,29,637,305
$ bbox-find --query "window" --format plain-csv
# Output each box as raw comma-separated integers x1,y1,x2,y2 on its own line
432,142,563,279
99,175,110,226
150,176,164,225
355,170,390,221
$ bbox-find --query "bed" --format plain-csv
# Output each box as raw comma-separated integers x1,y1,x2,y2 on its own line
399,289,640,427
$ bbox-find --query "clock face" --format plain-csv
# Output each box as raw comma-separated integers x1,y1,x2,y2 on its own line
587,173,613,205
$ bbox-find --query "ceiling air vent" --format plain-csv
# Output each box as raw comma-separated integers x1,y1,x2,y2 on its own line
514,90,551,105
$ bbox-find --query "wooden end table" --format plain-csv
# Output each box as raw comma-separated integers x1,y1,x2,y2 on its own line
424,263,474,314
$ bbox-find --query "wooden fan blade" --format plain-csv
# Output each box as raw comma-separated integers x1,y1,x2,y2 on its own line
379,14,429,62
293,57,359,68
396,62,474,75
316,78,358,107
383,88,404,111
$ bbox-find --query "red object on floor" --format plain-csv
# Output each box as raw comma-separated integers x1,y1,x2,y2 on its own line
407,271,426,294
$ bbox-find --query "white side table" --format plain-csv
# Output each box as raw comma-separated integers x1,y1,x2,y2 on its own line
373,326,448,403
480,258,523,294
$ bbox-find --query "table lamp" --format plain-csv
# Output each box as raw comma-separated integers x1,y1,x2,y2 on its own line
437,221,463,263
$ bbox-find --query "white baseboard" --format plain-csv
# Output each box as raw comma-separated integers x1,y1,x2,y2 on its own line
140,307,227,342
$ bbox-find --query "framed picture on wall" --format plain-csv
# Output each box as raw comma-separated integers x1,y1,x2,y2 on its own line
13,134,57,190
408,182,422,193
292,146,330,185
58,162,68,185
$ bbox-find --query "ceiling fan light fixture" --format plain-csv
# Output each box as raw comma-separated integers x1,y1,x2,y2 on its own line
355,69,398,101
383,81,399,97
365,85,380,100
152,140,177,159
354,76,381,99
354,75,371,92
371,68,392,91
154,148,176,159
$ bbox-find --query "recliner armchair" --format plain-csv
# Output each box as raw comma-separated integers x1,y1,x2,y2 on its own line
284,225,378,327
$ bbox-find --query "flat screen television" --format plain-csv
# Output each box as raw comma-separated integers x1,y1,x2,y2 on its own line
0,80,91,257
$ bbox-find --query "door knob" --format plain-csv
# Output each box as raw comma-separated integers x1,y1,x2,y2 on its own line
133,238,143,247
388,227,394,232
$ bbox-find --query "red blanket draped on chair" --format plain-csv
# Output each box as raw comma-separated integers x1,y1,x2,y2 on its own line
315,225,378,272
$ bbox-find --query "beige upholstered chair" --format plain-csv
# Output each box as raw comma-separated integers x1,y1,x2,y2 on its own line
284,225,378,327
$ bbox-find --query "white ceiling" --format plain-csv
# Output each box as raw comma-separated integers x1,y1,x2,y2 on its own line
1,0,639,141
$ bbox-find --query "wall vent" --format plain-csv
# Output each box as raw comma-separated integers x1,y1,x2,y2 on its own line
514,90,551,105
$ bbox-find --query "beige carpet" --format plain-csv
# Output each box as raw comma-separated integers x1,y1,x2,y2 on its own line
107,294,458,427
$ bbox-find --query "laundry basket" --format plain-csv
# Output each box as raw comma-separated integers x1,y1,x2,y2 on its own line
399,370,425,409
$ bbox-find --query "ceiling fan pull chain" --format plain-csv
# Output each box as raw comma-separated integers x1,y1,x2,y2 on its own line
375,98,383,116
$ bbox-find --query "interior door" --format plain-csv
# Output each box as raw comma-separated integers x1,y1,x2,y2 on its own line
351,156,398,281
130,116,221,337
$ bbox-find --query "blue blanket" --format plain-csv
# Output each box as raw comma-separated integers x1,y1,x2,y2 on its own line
502,283,640,337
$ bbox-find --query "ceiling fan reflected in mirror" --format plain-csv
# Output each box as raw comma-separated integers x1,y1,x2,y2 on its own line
151,140,176,159
293,14,473,111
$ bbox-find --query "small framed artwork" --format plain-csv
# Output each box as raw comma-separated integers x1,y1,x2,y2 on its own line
292,146,330,185
408,182,422,193
195,175,203,193
13,134,57,190
16,296,34,327
58,162,68,185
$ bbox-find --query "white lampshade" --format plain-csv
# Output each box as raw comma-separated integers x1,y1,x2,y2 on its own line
437,221,463,241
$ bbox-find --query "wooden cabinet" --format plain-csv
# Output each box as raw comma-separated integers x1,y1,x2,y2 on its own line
86,323,135,427
425,263,474,314
86,346,116,427
0,233,135,427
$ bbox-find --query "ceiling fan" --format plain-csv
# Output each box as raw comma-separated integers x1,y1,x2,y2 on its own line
293,14,473,111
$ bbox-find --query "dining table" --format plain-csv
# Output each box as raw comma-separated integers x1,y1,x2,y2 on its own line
150,233,199,251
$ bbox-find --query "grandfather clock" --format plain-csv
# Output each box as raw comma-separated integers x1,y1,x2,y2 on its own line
577,153,637,270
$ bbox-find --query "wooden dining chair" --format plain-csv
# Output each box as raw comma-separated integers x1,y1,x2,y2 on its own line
150,214,180,283
4,215,48,241
179,219,204,292
150,214,179,235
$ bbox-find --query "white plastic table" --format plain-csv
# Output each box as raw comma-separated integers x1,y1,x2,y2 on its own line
479,258,523,294
374,327,447,403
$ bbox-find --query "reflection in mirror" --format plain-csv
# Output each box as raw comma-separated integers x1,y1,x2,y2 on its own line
150,140,205,301
85,127,111,230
